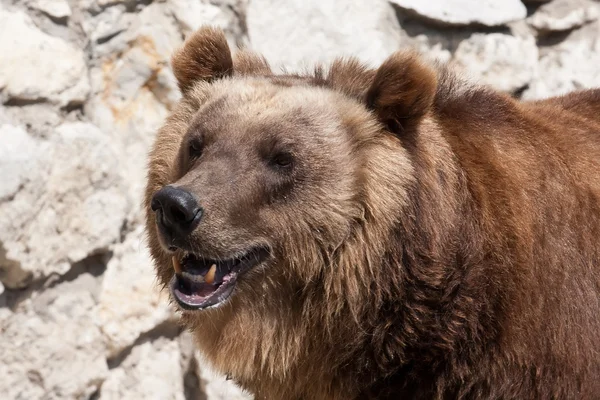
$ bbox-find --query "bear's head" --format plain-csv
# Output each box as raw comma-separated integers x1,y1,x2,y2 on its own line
145,26,438,318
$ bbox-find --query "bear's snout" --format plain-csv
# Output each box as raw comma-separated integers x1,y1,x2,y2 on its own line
151,186,203,248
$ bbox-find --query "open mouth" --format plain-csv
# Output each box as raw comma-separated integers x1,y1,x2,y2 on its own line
169,247,270,310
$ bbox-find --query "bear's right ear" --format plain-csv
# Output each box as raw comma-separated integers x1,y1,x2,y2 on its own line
366,51,438,136
233,50,272,76
171,26,233,94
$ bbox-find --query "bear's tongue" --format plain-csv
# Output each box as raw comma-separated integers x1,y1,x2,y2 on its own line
177,274,219,297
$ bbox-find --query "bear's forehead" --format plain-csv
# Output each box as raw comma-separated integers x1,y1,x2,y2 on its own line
181,76,377,145
185,77,347,132
201,77,341,115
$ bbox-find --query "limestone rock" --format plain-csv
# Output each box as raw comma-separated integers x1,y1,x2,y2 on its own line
0,275,108,400
1,104,63,138
0,105,8,124
0,124,48,287
88,1,181,59
170,0,236,37
390,0,527,26
100,338,185,400
85,2,182,223
98,226,174,358
169,0,247,47
247,0,404,71
199,364,253,400
0,124,42,203
452,33,539,93
0,122,128,288
0,7,89,106
527,0,600,32
82,5,134,48
31,0,72,20
393,14,470,64
194,353,253,400
524,21,600,99
134,2,185,62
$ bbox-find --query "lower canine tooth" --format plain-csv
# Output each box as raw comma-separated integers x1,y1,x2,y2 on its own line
205,264,217,284
172,256,182,274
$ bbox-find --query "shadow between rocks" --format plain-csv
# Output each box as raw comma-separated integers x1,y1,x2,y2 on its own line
0,251,112,312
106,318,183,369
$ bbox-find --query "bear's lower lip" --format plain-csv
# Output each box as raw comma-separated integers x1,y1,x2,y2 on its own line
169,246,269,310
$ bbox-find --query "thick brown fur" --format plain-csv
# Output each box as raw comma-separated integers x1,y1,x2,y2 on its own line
145,26,600,400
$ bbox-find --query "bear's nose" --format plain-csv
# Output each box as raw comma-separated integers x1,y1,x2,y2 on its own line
151,186,203,237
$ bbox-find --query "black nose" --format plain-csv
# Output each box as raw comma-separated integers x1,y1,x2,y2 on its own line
151,186,203,236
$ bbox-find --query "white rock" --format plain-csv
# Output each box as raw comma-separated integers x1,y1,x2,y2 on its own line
198,358,253,400
135,2,186,61
390,0,527,26
452,33,539,93
31,0,72,20
84,2,181,59
0,124,42,202
87,2,182,123
86,85,169,224
100,338,185,400
0,276,108,400
0,122,128,288
82,5,133,47
527,0,600,32
393,14,468,64
0,105,8,124
2,104,63,138
0,7,89,106
98,226,174,358
247,0,404,71
86,2,182,223
524,21,600,99
169,0,235,36
0,124,48,287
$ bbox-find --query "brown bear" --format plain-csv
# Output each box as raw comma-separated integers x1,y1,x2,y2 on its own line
145,26,600,399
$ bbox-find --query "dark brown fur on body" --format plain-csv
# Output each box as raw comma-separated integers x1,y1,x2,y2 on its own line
145,27,600,399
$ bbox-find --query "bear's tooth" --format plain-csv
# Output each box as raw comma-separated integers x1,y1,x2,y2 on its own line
205,264,217,284
172,256,182,274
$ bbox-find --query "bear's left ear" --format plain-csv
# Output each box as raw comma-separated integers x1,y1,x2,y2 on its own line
366,51,438,135
171,26,233,94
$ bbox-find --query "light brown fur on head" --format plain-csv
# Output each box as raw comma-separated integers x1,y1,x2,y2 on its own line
146,26,600,400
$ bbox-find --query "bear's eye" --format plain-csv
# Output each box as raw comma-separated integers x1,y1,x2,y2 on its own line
270,152,294,170
188,138,203,160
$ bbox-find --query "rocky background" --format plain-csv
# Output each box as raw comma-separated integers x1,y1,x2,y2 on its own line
0,0,599,399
